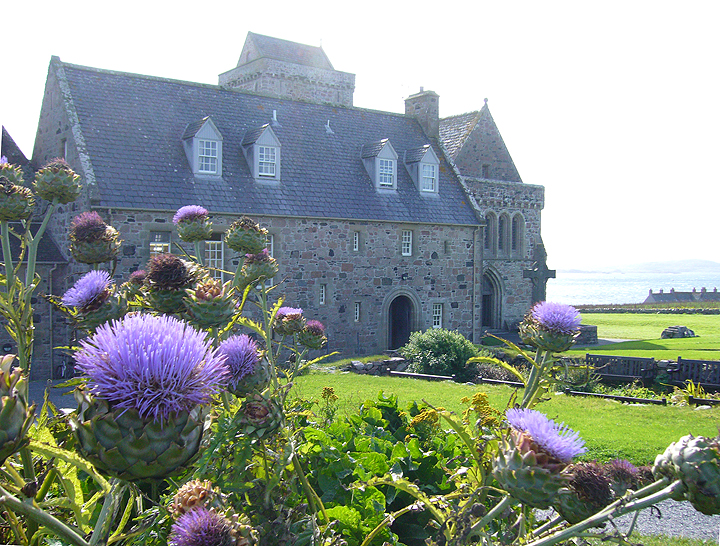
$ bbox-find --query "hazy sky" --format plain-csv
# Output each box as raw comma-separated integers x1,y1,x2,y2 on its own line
3,1,719,271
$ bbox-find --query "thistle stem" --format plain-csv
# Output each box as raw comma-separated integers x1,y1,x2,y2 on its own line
292,452,328,524
525,479,684,546
1,220,15,291
0,486,90,546
466,494,513,536
194,240,204,266
89,478,124,546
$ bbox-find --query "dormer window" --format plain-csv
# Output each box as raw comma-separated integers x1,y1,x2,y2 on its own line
198,140,219,173
361,139,398,191
258,146,277,177
405,144,440,194
182,117,223,177
421,164,437,192
379,159,395,187
242,125,281,181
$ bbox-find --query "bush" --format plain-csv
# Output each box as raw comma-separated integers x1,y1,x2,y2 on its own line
400,328,480,382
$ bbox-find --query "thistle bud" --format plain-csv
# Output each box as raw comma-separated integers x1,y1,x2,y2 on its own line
33,158,81,204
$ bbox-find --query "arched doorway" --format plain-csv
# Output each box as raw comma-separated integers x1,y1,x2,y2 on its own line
389,295,413,349
481,272,501,329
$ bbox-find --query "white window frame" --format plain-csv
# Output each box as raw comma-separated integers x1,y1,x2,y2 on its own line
266,233,274,257
320,284,326,305
432,303,443,329
205,236,224,280
421,164,437,192
354,302,361,322
198,140,219,174
149,232,170,257
258,146,277,177
353,231,360,252
401,230,413,257
378,158,395,188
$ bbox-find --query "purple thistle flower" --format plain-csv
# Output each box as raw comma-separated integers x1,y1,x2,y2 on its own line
305,320,325,336
61,270,112,308
244,248,271,263
0,156,7,165
129,270,147,285
218,335,260,386
276,306,303,319
530,301,581,335
506,408,586,462
70,211,108,241
74,314,229,421
169,506,234,546
173,205,208,225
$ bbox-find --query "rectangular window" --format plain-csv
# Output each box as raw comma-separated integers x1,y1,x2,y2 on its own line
60,138,67,159
378,158,395,187
432,303,443,329
320,284,326,305
149,232,170,256
266,233,274,257
198,140,218,173
481,164,490,178
354,302,361,322
353,231,360,252
401,230,413,256
421,164,437,192
205,235,224,280
258,146,277,177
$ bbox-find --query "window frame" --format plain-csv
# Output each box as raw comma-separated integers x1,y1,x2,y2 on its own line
204,234,224,280
354,302,361,322
378,158,395,188
198,139,219,174
149,231,170,257
401,229,413,257
432,303,443,329
421,163,437,192
320,283,327,305
258,146,277,177
353,231,360,252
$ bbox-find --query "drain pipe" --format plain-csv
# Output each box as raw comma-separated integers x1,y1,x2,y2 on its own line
47,262,59,379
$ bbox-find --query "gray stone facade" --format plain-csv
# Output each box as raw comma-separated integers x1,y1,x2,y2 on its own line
14,32,549,379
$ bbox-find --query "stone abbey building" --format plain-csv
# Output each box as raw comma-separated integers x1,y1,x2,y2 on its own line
7,32,548,378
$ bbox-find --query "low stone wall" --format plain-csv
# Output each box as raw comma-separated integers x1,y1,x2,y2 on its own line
343,357,408,376
577,324,598,345
579,307,720,315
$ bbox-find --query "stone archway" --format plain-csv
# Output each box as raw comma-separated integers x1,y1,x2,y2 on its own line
380,289,423,351
389,295,413,350
481,271,502,329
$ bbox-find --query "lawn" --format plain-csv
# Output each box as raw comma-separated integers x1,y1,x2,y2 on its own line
294,369,720,465
568,312,720,360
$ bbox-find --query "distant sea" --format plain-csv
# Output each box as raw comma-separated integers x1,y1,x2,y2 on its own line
546,270,720,306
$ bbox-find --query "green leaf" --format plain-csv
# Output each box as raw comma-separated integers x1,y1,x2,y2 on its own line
30,441,111,493
467,355,527,385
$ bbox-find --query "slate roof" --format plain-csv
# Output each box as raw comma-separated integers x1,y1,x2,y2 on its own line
405,145,431,163
244,32,334,70
58,60,479,226
439,112,481,160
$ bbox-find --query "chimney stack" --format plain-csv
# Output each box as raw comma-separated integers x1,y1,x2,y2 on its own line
405,88,439,138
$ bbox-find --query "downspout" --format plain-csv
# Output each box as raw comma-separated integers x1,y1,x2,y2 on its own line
47,263,59,379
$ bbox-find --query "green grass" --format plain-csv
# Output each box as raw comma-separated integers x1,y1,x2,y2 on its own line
294,370,720,465
588,536,714,546
568,313,720,360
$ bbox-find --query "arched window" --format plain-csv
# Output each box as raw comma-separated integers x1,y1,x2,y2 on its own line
498,213,510,255
484,212,497,254
511,214,525,256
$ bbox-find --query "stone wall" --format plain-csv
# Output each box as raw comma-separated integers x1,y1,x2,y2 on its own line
100,208,481,358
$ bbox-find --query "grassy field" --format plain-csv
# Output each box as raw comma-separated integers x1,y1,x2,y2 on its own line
293,369,720,465
568,312,720,360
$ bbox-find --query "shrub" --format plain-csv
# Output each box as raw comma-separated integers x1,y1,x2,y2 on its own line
400,328,480,382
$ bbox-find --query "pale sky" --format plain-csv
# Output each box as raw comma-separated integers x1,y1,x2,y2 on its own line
3,1,719,271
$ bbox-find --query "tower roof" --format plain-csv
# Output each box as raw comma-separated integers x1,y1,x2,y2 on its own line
237,32,334,70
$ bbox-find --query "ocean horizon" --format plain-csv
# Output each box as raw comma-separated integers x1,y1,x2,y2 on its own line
546,270,720,306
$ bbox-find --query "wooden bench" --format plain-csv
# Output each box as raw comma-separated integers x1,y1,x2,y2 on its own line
668,357,720,391
585,354,657,384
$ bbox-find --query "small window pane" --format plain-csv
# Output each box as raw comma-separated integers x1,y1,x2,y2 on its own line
379,159,394,187
353,231,360,252
432,303,443,329
198,140,218,173
320,284,326,305
421,164,436,192
401,230,412,256
354,302,361,322
150,232,170,256
205,236,224,280
258,146,277,177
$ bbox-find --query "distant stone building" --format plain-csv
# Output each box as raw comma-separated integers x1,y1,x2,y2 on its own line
4,32,548,379
645,287,720,304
